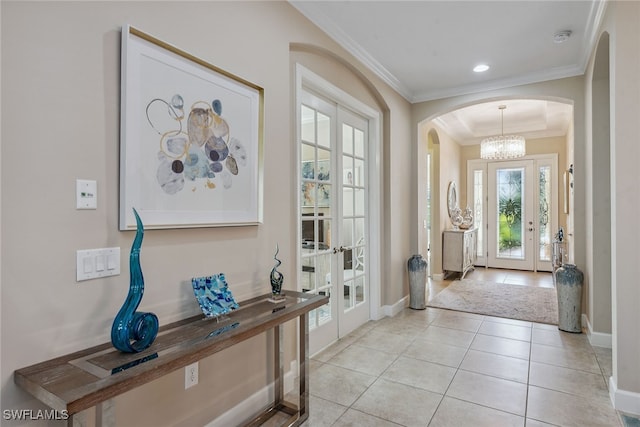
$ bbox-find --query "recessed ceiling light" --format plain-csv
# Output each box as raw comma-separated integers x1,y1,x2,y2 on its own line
553,30,572,43
473,64,490,73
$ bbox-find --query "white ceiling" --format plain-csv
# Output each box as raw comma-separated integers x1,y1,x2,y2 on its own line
291,0,606,144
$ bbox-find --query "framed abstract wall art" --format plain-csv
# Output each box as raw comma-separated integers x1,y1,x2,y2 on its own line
119,25,264,230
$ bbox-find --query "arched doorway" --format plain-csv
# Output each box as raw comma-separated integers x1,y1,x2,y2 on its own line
586,32,612,344
417,97,575,278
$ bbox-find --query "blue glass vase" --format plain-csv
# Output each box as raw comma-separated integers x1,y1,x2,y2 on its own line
111,209,159,353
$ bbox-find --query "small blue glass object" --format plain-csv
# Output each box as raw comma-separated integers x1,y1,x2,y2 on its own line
191,273,239,318
111,208,159,353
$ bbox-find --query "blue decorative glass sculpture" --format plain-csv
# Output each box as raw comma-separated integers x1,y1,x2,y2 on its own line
111,208,159,353
191,273,239,318
269,245,284,300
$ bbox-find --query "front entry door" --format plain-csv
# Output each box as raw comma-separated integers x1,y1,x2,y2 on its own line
299,90,370,355
487,160,535,270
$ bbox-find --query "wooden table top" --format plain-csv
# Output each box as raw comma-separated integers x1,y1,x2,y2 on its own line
14,291,328,415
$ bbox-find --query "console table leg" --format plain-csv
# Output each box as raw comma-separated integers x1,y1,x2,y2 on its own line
96,399,115,427
68,411,86,427
274,324,284,404
298,312,309,422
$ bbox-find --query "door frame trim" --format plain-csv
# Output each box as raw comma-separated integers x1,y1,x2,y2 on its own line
294,64,383,323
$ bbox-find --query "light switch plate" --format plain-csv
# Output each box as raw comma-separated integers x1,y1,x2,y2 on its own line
77,247,120,281
76,179,97,209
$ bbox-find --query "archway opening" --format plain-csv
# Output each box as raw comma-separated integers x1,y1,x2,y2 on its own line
588,31,611,339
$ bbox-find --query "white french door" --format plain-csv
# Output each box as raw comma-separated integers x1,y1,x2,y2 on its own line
469,156,557,272
488,160,535,270
299,89,370,355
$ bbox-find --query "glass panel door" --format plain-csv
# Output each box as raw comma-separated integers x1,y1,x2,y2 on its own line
536,159,555,272
338,107,369,337
300,94,337,352
300,92,370,354
487,160,535,270
467,161,487,267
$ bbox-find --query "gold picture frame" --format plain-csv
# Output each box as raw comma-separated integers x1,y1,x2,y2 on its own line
119,25,264,229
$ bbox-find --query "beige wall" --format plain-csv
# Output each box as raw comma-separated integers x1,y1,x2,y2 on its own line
0,2,412,425
589,0,640,404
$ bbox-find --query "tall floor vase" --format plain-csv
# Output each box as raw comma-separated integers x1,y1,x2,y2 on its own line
407,255,427,310
555,264,583,333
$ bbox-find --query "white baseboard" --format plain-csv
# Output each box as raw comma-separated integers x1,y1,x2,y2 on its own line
381,295,409,317
610,376,640,416
582,314,613,348
204,361,297,427
432,273,445,280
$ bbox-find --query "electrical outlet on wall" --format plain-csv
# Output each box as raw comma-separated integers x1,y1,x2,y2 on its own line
185,362,198,389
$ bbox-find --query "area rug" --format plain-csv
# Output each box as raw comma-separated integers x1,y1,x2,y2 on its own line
427,279,558,325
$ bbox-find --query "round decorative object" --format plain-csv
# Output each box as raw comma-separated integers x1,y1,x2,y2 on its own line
555,264,584,333
460,207,474,229
407,254,428,310
451,207,463,230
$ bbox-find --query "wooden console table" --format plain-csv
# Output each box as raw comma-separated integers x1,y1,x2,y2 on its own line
14,291,328,427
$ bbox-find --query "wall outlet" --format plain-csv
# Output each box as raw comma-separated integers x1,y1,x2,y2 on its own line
185,362,198,389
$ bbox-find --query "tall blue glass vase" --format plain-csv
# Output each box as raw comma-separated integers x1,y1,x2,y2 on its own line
111,209,159,353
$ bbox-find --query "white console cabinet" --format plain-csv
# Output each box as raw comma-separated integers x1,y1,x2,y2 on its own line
443,228,477,278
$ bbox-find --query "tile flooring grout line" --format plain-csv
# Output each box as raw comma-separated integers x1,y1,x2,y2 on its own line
422,308,472,427
524,326,534,422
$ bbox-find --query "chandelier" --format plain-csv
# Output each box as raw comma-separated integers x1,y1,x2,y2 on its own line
480,105,526,160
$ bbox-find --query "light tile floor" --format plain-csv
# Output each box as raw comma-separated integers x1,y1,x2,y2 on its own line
296,268,637,427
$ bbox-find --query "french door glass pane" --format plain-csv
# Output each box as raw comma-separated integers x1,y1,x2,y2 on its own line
318,113,330,148
473,170,483,258
497,168,524,260
343,124,353,155
354,129,365,157
301,106,315,143
355,276,365,304
301,103,333,331
539,166,552,261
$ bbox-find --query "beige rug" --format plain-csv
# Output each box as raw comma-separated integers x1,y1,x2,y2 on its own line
427,279,558,325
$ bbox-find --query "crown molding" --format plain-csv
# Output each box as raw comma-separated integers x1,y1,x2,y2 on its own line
579,0,609,72
290,1,605,105
412,64,585,104
289,1,414,102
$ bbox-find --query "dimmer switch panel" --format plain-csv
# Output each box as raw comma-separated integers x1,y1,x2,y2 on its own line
77,247,120,281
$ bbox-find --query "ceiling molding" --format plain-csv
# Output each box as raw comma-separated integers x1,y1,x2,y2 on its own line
290,1,414,101
578,0,609,73
290,1,605,105
411,64,585,104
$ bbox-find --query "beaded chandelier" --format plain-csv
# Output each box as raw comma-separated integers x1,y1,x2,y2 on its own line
480,105,526,160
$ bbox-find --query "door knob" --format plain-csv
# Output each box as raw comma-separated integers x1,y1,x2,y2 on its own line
332,247,339,254
339,246,346,253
